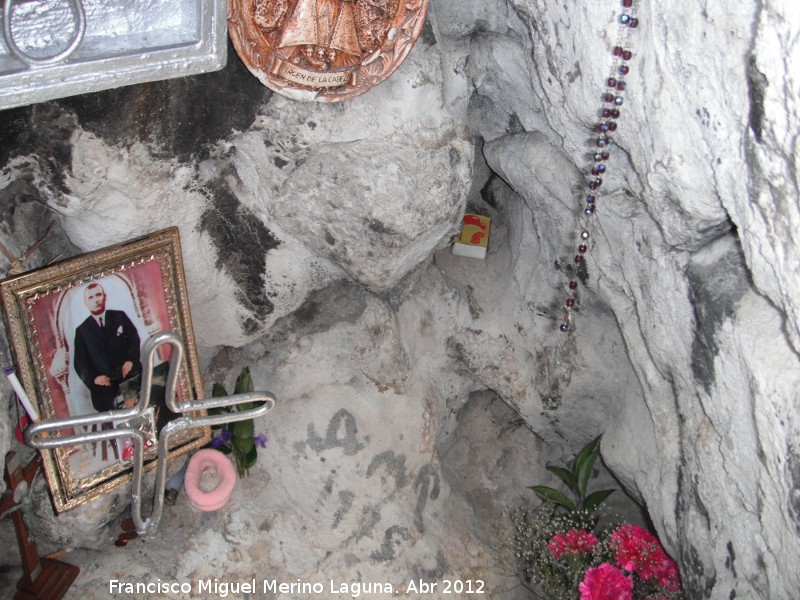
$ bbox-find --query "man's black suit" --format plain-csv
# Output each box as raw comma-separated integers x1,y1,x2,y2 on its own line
74,310,142,412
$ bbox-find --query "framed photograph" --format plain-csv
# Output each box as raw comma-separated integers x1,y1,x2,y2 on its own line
1,227,208,512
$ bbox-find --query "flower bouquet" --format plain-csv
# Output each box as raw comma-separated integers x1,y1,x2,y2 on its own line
512,437,683,599
208,367,267,478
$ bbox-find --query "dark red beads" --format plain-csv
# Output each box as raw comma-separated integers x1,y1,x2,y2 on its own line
622,0,633,6
562,9,637,334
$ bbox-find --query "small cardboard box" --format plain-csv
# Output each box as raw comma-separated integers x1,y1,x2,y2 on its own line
452,214,491,259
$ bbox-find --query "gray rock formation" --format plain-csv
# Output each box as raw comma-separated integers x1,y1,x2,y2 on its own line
0,1,798,599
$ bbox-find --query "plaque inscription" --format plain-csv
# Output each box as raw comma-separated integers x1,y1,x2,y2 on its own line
228,0,428,102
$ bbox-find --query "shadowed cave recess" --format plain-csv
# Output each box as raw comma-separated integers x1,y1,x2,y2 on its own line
1,1,800,599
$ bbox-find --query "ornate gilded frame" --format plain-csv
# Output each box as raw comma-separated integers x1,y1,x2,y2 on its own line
1,227,208,512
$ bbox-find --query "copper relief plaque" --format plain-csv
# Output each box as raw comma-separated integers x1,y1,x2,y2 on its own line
228,0,428,101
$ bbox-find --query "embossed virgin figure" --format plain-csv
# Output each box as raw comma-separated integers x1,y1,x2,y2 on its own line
229,0,428,101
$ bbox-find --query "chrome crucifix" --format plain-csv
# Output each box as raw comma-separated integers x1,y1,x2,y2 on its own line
24,331,276,536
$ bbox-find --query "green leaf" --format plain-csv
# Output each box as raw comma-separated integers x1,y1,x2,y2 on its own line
243,444,258,467
234,367,254,395
212,383,229,398
574,436,600,474
546,466,578,494
583,489,615,513
576,451,598,499
233,419,254,439
232,433,255,455
529,485,578,511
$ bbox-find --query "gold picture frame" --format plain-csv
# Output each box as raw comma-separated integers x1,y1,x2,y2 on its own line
1,227,208,512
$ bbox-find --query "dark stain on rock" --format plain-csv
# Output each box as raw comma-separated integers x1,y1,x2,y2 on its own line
273,156,289,169
449,147,460,167
332,490,355,529
411,550,448,582
507,112,524,134
307,409,366,456
747,55,768,144
0,104,77,194
55,41,271,161
0,179,80,268
366,450,407,488
199,176,278,324
687,234,750,393
420,19,436,47
725,541,737,577
680,545,716,598
368,219,395,235
370,525,411,562
787,446,800,534
273,280,367,338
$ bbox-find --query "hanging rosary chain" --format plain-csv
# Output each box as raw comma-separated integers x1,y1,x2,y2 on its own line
560,0,639,333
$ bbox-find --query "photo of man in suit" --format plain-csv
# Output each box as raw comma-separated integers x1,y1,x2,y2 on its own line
73,283,142,413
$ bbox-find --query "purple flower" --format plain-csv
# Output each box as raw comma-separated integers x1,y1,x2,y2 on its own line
254,432,268,448
210,429,233,448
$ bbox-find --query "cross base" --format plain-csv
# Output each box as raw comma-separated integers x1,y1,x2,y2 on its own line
14,558,80,600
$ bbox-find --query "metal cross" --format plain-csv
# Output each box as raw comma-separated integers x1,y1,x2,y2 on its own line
24,331,276,537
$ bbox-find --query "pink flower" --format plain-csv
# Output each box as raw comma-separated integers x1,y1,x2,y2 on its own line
548,529,599,560
650,555,681,591
611,524,681,591
579,563,633,600
611,524,662,572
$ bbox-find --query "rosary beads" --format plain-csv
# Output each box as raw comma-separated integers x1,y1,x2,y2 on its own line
560,0,639,333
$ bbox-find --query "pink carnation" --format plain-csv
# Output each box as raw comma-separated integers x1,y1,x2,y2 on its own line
548,529,599,560
611,524,663,572
611,524,681,591
579,563,633,600
650,554,681,591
